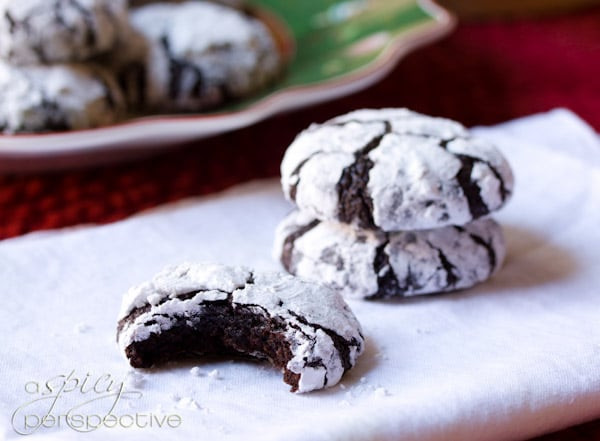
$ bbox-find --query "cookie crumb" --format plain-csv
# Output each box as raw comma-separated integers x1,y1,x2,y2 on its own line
176,397,200,410
125,371,145,389
190,367,205,377
373,387,390,398
376,351,390,361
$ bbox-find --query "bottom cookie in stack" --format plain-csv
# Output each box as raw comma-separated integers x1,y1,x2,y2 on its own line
274,210,506,300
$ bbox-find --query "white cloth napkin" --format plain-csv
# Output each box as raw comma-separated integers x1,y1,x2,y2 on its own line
1,108,600,441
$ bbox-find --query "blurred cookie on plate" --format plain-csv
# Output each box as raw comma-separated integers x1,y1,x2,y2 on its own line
0,0,129,65
114,1,283,113
0,62,125,133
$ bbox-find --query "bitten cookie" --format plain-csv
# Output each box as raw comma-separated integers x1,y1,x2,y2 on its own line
274,210,506,299
281,108,514,231
113,1,281,112
0,62,125,133
117,263,364,393
0,0,128,64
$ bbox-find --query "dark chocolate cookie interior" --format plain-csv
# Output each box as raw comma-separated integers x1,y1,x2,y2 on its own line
118,300,302,390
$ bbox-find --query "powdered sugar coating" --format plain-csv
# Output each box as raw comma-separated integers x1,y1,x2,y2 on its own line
281,108,514,231
0,0,128,65
118,263,250,318
0,61,124,133
117,262,364,393
114,1,281,112
274,210,506,299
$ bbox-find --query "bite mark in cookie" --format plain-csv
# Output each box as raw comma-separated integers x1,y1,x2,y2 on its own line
117,263,364,393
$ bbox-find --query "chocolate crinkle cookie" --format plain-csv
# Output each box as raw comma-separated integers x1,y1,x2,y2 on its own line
0,0,128,65
0,61,125,133
276,108,514,299
112,1,282,113
281,108,514,231
274,210,506,299
117,263,364,393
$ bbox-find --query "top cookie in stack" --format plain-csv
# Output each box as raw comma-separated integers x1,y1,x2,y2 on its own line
274,108,514,299
0,0,283,133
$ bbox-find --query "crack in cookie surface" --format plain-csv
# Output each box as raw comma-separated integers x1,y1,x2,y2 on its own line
371,239,401,298
455,226,498,274
336,121,392,228
280,219,320,273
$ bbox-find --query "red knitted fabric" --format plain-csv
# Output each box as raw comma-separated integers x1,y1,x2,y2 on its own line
0,7,598,241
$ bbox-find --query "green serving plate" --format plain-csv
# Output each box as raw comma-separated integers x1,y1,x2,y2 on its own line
0,0,455,172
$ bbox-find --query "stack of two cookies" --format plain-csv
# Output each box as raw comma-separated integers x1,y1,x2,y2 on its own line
275,108,514,300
